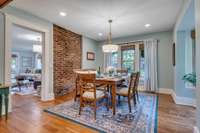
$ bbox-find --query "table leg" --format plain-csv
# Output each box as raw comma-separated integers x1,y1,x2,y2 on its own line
111,83,116,115
0,95,2,118
5,94,9,120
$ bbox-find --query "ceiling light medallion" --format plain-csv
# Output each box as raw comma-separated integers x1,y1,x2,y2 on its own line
102,20,118,53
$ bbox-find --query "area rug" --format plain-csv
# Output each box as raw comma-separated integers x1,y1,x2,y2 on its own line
11,87,37,95
45,93,158,133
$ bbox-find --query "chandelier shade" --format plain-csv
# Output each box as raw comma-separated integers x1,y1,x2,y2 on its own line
102,20,118,53
102,44,118,53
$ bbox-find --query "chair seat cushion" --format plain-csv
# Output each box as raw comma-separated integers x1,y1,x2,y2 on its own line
82,90,105,99
116,87,132,95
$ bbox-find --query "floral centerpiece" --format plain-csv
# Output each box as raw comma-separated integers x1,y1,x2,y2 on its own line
106,66,115,77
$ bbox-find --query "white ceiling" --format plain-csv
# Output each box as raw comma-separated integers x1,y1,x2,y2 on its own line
12,24,42,51
10,0,184,41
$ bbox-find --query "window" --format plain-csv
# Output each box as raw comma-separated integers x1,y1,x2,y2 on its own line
139,44,145,85
139,44,145,78
35,54,42,70
122,49,135,73
111,52,118,68
11,54,19,74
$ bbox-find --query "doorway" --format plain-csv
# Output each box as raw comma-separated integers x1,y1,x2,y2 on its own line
10,24,43,97
4,14,54,102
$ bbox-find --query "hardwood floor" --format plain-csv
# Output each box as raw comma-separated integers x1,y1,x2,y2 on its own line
0,93,196,133
157,94,196,133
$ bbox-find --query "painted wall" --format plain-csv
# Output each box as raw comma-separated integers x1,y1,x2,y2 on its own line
82,37,98,69
12,50,36,73
97,31,174,89
195,0,200,130
175,31,195,98
173,0,196,100
0,12,4,84
96,44,104,69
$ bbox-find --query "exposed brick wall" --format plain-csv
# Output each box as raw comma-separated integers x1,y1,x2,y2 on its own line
53,25,82,96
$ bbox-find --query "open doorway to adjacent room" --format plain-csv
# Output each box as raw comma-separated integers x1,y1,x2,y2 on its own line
10,24,43,97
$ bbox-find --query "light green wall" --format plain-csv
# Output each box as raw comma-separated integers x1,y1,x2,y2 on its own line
173,0,195,99
175,31,195,98
97,31,174,89
96,44,104,69
195,0,200,130
0,12,4,84
82,37,99,69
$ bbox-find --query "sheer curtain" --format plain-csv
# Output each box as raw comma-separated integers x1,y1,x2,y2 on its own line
103,53,112,72
144,39,158,92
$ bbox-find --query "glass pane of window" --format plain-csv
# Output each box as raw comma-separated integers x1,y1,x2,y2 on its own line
139,48,145,85
140,49,145,78
11,56,18,74
122,49,135,73
111,52,118,68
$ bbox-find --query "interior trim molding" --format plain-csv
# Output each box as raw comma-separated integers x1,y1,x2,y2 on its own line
171,90,196,107
194,126,200,133
4,13,54,102
158,88,196,107
158,88,174,95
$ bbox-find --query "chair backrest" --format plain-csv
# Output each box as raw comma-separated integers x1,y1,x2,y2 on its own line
78,73,96,98
127,72,137,95
135,72,140,88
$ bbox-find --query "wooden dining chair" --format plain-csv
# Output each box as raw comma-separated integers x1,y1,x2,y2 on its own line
74,73,80,101
116,72,138,113
74,70,107,101
78,73,109,120
116,68,129,87
135,72,140,102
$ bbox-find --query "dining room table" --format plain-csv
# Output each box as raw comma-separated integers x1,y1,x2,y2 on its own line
96,76,127,115
74,69,128,115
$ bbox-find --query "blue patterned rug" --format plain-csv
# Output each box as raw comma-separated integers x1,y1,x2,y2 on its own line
45,93,158,133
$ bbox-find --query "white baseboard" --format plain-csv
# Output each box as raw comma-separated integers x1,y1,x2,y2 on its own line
158,88,196,107
194,126,200,133
138,87,196,107
41,93,55,101
158,88,173,95
171,91,196,107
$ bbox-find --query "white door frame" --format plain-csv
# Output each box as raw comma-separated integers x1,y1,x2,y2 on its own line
4,13,54,101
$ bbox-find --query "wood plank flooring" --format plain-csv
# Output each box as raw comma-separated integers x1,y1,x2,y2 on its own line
0,93,196,133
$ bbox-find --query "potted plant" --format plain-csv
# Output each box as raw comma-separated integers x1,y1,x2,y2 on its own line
182,72,196,86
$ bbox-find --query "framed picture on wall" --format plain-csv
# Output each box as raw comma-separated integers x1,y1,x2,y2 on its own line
172,43,175,66
87,52,95,60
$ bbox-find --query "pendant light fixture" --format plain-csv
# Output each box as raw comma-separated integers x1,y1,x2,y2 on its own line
102,20,118,53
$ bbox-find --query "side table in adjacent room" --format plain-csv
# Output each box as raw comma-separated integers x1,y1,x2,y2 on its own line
0,84,10,120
